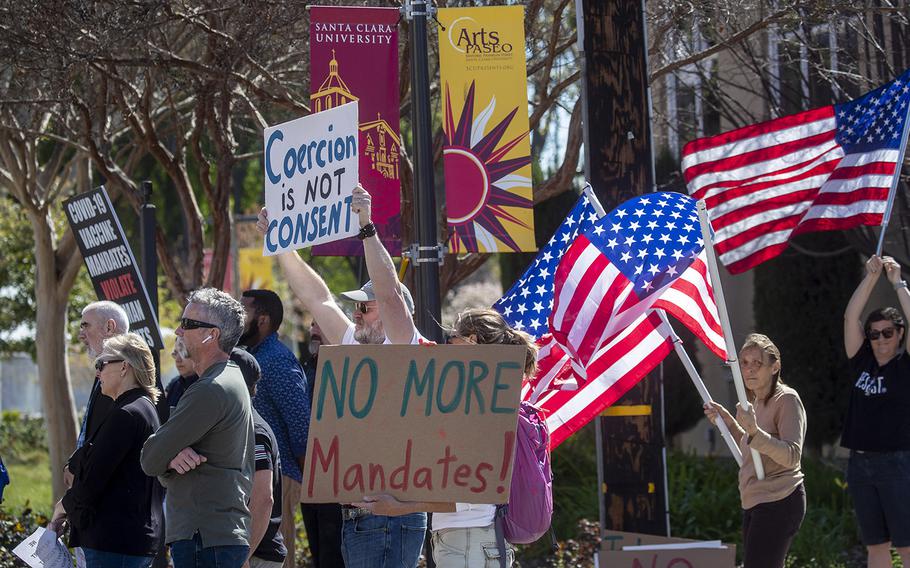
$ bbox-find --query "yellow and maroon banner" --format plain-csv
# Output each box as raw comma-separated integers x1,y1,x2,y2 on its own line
309,6,401,256
438,6,536,254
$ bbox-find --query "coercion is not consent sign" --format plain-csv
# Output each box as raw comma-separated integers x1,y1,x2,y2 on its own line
64,187,164,350
302,344,525,504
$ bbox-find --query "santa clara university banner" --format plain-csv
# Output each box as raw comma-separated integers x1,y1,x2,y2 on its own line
438,6,536,254
310,6,402,256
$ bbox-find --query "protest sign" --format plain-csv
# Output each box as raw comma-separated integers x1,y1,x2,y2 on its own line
262,102,360,255
302,344,526,503
64,187,164,349
598,530,736,568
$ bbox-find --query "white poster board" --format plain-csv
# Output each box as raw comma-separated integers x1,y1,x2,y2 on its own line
263,101,360,255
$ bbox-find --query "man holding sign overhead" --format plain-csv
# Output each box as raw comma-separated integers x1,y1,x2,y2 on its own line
256,184,430,568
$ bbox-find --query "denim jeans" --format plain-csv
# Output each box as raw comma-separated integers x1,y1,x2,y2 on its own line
341,512,426,568
82,548,153,568
170,533,249,568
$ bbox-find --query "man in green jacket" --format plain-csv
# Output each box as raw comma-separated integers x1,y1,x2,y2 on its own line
141,288,255,568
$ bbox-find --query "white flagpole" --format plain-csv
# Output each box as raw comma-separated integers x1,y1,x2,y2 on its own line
696,200,765,480
875,98,910,256
584,182,607,217
657,310,743,466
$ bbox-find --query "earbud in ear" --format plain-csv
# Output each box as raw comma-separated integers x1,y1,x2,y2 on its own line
202,335,213,344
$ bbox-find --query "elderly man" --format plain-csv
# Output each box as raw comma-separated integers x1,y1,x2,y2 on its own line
239,289,310,568
64,301,131,488
141,288,255,568
257,185,432,568
165,338,199,409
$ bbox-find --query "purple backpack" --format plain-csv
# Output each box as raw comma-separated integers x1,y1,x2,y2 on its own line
498,401,554,545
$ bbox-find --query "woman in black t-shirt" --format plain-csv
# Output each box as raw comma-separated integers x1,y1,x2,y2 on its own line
842,255,910,568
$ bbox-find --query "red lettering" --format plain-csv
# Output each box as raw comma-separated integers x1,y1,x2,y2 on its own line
343,464,365,492
389,439,412,491
307,436,339,497
413,467,433,490
472,462,492,493
667,560,693,568
368,463,386,492
436,446,457,488
631,557,657,568
453,464,472,487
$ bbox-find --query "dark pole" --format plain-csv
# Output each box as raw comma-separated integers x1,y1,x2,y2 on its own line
407,0,443,342
140,180,169,568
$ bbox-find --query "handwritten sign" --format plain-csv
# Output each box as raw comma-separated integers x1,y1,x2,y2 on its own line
597,530,736,568
64,187,164,349
263,102,360,255
302,344,525,503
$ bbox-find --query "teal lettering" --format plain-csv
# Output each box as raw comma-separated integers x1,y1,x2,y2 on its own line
491,361,519,414
349,357,378,419
316,357,350,420
401,360,435,417
465,361,488,414
436,360,465,414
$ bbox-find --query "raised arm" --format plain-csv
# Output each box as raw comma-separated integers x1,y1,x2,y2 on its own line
350,185,417,344
845,255,882,358
257,208,352,345
882,255,910,353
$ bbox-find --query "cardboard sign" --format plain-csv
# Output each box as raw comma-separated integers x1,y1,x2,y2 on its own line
64,187,164,349
302,344,526,503
598,530,736,568
263,102,360,255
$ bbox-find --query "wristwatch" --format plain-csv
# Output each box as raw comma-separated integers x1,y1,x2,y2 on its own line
895,280,908,290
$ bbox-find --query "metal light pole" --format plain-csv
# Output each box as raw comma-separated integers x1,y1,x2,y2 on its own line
404,0,443,342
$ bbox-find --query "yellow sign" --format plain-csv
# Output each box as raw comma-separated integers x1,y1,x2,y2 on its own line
438,6,536,254
239,247,274,291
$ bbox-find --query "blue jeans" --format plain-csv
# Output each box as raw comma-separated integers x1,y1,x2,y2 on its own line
170,533,249,568
341,513,426,568
82,548,153,568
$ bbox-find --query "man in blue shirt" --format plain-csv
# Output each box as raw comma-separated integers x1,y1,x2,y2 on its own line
240,289,311,568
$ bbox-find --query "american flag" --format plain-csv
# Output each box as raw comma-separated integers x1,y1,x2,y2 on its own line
550,192,727,369
683,69,910,274
495,191,726,447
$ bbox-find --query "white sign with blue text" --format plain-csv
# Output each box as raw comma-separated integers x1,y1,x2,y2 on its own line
263,101,360,255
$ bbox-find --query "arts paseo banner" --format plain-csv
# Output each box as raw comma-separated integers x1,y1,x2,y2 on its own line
309,6,402,256
302,344,526,504
437,6,536,254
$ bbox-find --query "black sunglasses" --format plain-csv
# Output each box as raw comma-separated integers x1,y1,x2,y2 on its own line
868,327,898,340
95,359,123,372
356,302,377,314
180,317,219,330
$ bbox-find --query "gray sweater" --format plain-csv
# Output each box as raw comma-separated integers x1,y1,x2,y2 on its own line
141,360,255,547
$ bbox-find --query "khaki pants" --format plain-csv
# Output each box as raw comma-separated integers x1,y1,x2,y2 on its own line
432,525,514,568
281,476,301,568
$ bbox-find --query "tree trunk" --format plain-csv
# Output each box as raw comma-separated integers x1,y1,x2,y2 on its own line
32,211,78,504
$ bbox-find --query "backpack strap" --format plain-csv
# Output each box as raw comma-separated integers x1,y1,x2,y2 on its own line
494,504,508,568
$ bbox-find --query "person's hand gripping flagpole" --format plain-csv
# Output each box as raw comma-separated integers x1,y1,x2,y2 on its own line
696,200,765,480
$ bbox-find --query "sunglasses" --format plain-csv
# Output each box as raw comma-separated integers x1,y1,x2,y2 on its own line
180,317,219,330
356,302,377,314
867,327,898,340
95,359,123,372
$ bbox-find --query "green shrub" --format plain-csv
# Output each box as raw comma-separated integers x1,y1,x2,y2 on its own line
0,411,48,463
0,505,48,568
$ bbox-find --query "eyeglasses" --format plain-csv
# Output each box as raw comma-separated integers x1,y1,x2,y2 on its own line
179,317,219,330
868,327,897,340
356,302,377,314
95,359,123,372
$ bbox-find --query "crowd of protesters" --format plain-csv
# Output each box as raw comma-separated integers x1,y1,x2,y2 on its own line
43,184,910,568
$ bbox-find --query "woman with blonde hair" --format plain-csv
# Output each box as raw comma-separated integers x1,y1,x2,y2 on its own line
703,333,806,568
50,332,164,567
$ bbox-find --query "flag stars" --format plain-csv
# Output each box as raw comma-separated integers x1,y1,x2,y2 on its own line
624,235,636,246
536,285,547,296
592,225,606,237
648,263,660,275
620,251,632,262
520,287,532,298
633,208,646,218
642,233,654,244
654,248,666,259
533,301,545,313
606,238,618,249
647,220,659,230
538,266,550,279
629,221,641,231
541,251,553,263
517,304,528,315
611,222,623,233
659,233,671,244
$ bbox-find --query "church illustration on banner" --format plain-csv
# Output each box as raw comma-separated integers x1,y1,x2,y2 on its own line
311,50,400,180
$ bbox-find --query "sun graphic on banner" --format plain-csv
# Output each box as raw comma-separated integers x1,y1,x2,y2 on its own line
443,81,534,253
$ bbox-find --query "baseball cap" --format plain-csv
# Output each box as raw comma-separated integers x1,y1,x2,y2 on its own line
229,347,261,393
339,280,415,314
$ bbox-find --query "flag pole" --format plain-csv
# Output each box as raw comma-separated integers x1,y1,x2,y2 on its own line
583,182,606,217
696,200,765,480
876,100,910,256
657,310,743,466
